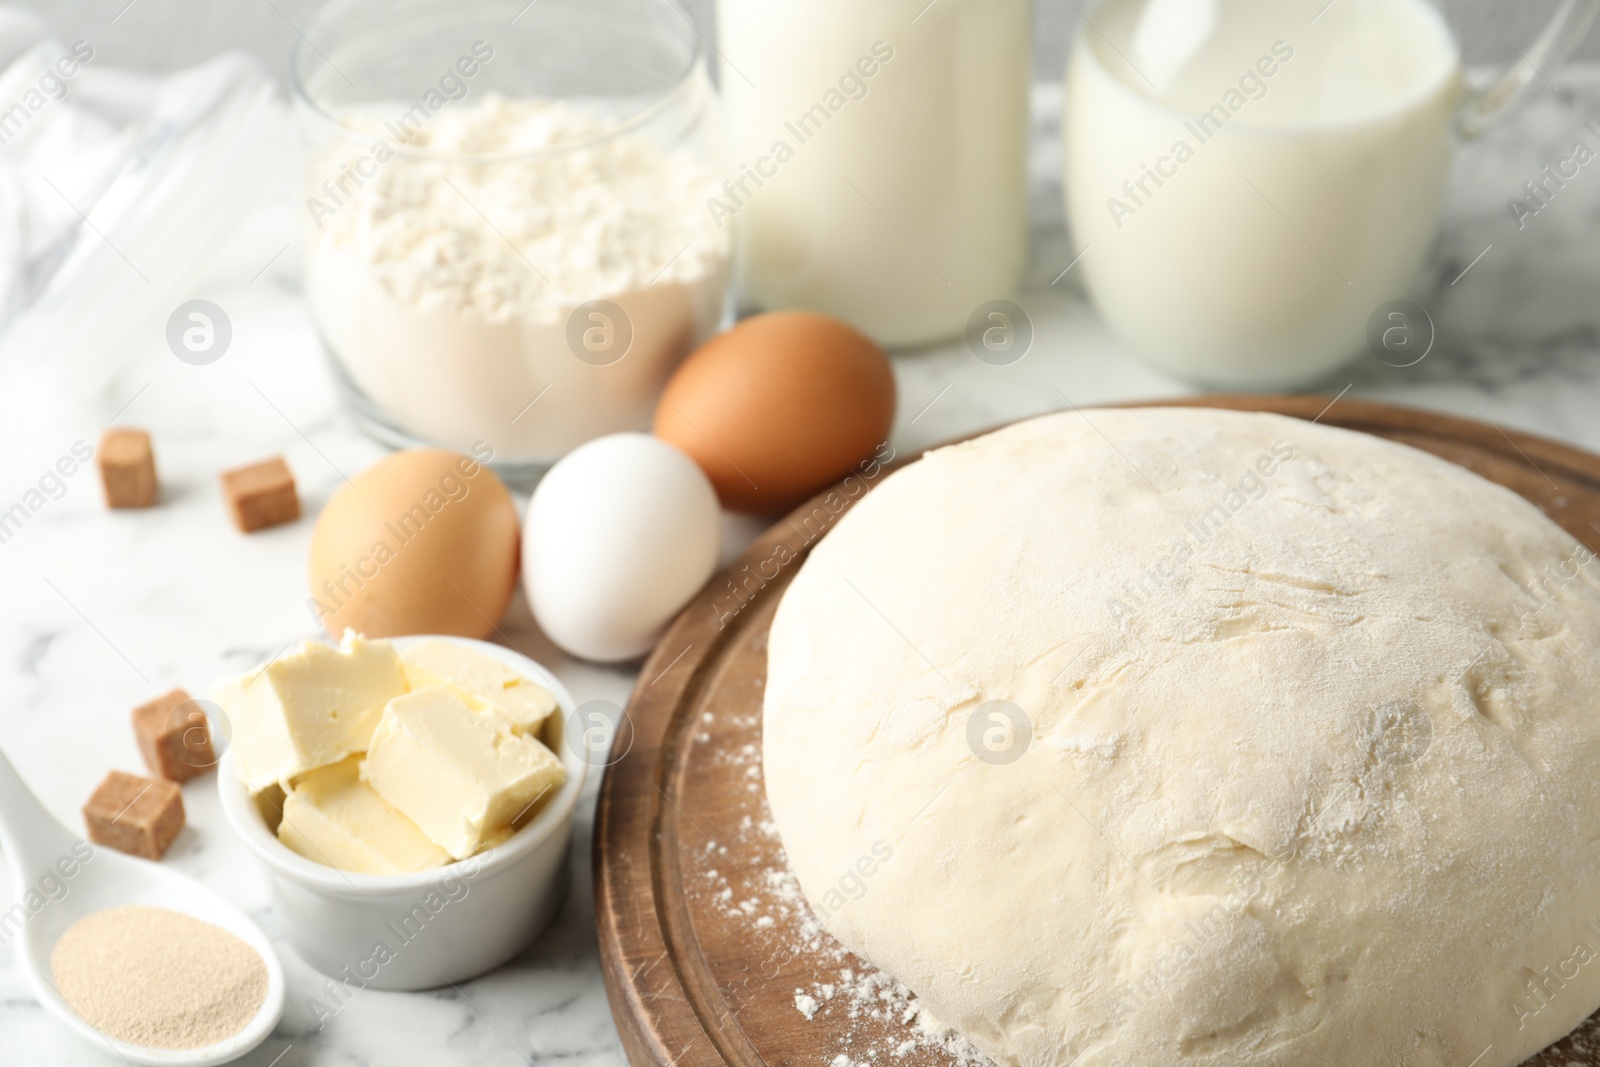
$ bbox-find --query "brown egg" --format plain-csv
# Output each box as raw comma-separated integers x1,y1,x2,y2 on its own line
654,312,896,514
308,449,519,639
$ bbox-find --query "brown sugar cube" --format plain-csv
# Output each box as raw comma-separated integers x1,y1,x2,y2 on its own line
132,688,215,782
98,428,158,508
83,770,184,860
220,456,300,532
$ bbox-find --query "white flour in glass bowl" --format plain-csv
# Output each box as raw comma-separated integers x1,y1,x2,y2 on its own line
304,94,729,467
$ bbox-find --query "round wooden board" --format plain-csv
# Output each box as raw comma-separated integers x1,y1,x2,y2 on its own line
595,395,1600,1067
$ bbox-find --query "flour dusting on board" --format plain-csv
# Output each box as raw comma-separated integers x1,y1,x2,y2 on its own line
690,705,991,1067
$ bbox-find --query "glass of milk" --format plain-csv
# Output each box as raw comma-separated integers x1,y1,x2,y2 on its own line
717,0,1033,349
1063,0,1600,388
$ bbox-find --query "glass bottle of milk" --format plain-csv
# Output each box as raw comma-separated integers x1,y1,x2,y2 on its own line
715,0,1033,349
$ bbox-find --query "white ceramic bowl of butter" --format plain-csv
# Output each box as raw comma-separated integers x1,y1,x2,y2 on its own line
217,636,586,991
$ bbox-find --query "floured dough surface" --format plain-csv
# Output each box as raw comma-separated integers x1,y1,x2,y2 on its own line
763,408,1600,1067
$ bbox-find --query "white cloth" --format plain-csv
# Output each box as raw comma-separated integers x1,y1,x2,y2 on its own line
0,7,292,394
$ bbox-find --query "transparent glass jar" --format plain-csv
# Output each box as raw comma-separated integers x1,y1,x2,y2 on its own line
293,0,728,479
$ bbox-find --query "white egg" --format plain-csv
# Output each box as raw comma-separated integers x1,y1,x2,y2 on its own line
524,434,721,663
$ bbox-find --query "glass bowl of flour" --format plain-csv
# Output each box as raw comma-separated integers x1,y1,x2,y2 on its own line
292,0,729,477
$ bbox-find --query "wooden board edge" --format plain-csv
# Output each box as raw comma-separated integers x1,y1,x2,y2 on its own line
595,498,861,1067
593,394,1600,1067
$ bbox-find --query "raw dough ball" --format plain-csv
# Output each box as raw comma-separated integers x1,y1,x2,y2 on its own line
764,408,1600,1067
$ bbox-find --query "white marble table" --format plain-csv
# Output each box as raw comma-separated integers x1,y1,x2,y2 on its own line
2,75,1599,1065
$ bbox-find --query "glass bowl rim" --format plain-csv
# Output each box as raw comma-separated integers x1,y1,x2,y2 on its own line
289,0,710,164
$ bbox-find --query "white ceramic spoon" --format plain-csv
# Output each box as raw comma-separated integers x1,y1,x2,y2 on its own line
0,747,284,1065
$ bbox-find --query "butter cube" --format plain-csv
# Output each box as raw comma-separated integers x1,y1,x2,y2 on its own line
476,824,518,855
278,757,449,874
215,632,407,792
401,640,558,736
363,686,566,859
